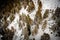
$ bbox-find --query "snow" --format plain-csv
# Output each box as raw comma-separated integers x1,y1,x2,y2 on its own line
6,0,60,40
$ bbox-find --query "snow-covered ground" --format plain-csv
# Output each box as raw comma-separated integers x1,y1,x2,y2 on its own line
6,0,60,40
